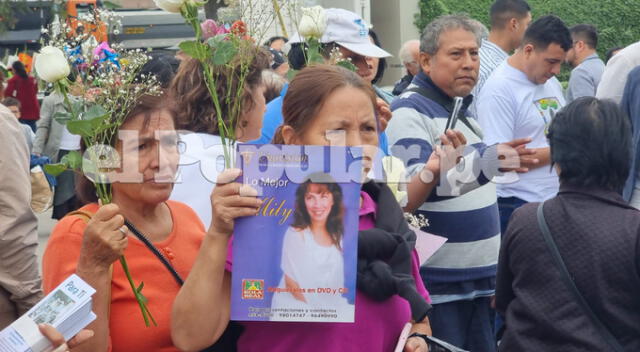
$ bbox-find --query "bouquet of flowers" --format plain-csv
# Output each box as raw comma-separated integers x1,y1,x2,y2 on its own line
155,0,263,167
38,14,161,327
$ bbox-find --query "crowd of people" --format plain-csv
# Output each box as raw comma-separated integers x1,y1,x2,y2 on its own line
1,0,640,351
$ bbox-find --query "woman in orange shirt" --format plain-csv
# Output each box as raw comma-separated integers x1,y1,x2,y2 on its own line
42,93,209,352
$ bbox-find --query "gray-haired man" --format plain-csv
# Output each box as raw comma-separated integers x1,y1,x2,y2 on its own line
386,14,532,352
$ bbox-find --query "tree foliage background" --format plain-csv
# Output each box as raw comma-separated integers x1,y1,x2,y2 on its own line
415,0,639,81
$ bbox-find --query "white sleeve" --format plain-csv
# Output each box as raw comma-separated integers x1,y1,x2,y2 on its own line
280,228,303,280
596,53,633,104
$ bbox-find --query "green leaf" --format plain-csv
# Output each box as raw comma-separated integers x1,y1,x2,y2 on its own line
43,163,68,176
336,60,357,72
179,40,209,61
83,104,109,120
53,111,72,125
60,151,82,170
306,38,324,64
66,118,102,137
138,292,148,304
212,40,238,65
71,100,85,116
136,281,145,293
206,34,226,48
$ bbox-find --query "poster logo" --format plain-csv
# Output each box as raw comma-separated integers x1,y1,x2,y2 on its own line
242,279,265,300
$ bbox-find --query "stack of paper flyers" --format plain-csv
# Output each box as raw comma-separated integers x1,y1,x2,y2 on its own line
0,274,96,352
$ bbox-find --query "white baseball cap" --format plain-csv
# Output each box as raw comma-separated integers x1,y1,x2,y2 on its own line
291,8,391,58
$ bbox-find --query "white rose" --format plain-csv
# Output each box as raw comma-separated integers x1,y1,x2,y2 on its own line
154,0,188,13
298,6,326,39
35,46,70,83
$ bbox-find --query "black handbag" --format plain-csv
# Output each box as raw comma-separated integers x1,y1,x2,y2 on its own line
125,220,242,352
536,202,625,352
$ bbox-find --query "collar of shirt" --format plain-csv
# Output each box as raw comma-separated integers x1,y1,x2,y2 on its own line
581,53,601,63
481,38,509,59
558,183,633,209
413,71,474,114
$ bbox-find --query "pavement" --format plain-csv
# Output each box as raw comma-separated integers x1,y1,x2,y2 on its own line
35,208,58,271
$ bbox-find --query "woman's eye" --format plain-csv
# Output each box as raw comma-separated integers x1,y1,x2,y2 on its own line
138,143,147,150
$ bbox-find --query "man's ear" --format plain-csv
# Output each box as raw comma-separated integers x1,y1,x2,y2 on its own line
576,40,585,52
419,51,431,75
509,17,518,31
522,43,535,58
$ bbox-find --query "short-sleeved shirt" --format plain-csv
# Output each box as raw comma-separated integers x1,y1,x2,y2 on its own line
225,191,430,352
43,201,205,352
477,60,564,202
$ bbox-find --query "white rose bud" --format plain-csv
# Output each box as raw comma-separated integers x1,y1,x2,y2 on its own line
153,0,188,13
298,6,327,39
34,46,70,83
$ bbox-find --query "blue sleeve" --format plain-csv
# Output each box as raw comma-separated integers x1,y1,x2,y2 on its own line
251,96,284,144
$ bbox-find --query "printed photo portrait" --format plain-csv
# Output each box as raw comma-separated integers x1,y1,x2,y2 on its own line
28,290,76,325
270,173,354,313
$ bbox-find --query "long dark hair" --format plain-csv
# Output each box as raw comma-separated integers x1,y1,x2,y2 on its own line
291,173,344,250
368,29,387,84
11,61,28,78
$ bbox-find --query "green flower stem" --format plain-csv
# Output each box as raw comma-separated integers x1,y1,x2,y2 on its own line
119,256,157,327
183,6,234,168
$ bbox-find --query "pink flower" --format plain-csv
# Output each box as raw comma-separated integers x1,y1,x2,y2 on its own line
201,19,229,40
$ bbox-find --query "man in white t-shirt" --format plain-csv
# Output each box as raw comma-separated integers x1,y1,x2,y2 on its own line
477,15,572,234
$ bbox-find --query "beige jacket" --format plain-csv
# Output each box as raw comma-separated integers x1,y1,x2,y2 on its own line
33,93,67,161
0,104,43,329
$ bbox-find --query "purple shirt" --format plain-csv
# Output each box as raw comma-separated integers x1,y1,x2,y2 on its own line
226,192,430,352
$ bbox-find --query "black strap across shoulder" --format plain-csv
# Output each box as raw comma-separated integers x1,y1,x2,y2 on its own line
536,202,625,352
124,220,184,286
124,219,241,352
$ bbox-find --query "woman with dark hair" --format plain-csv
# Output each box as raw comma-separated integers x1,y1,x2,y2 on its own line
270,174,350,312
495,97,640,350
42,93,223,351
173,64,433,352
6,60,40,132
169,46,270,227
365,29,393,104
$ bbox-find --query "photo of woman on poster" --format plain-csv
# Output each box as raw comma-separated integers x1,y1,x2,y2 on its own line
270,173,353,312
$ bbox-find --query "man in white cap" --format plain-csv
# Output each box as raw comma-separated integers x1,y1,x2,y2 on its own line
254,7,391,144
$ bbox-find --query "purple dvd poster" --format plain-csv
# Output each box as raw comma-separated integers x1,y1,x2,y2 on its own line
231,144,363,322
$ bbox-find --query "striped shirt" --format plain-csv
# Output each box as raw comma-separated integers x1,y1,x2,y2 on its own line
387,72,500,304
469,39,509,118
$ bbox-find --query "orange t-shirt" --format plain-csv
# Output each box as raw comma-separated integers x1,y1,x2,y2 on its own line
43,201,206,352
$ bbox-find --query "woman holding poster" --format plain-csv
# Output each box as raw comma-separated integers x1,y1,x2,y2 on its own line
270,175,352,312
172,65,465,352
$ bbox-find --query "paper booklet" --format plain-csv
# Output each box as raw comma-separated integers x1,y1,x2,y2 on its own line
0,274,96,352
231,144,364,323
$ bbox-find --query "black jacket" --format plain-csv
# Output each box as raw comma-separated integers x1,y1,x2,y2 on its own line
496,185,640,351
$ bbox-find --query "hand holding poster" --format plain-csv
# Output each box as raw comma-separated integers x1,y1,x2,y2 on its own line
231,144,363,322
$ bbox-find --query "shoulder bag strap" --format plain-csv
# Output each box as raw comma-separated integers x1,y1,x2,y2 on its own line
124,220,184,286
536,202,625,352
68,210,183,285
